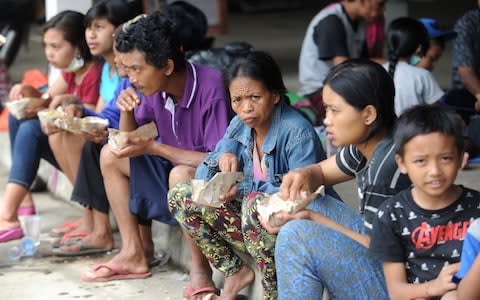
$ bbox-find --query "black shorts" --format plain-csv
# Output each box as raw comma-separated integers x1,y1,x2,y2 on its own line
72,141,108,213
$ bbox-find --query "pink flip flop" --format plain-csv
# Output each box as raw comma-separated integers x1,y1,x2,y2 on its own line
81,263,152,282
49,220,79,237
0,227,24,243
184,285,220,299
17,206,36,216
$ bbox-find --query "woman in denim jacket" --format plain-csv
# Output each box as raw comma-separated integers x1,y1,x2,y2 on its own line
169,51,332,300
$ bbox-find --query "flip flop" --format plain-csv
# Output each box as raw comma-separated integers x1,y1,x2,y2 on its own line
148,251,170,268
0,227,24,243
49,221,79,237
184,285,220,300
51,231,89,248
81,262,152,282
52,240,113,257
17,206,36,216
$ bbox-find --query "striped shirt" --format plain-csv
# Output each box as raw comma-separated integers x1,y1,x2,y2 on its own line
336,136,411,234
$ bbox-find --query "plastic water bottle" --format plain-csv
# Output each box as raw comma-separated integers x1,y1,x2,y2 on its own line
8,245,22,261
8,237,37,261
22,237,36,256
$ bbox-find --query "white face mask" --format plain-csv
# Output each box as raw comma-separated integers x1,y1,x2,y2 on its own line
62,56,84,72
409,54,421,66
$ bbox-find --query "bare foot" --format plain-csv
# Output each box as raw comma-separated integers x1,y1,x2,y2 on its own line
0,219,21,230
50,217,83,236
83,250,149,280
220,265,255,300
51,211,94,236
58,231,114,253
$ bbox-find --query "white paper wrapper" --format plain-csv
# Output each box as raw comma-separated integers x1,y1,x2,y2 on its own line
6,97,46,119
37,109,62,126
257,186,325,227
81,117,109,135
54,116,83,134
108,122,158,150
191,172,244,207
0,34,5,46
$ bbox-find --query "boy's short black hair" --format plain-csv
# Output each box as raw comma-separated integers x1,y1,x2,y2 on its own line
394,105,464,156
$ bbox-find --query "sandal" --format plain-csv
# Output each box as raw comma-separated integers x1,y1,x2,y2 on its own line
49,220,79,238
51,231,89,248
17,205,36,216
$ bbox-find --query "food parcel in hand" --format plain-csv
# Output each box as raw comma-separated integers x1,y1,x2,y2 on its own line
257,185,325,227
191,172,244,207
107,121,158,150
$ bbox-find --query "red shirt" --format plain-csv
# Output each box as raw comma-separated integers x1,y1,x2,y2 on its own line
61,62,102,105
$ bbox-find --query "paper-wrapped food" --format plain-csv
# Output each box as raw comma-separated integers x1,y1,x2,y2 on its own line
81,116,109,135
257,186,325,227
54,115,83,134
37,109,62,126
191,172,244,207
6,97,46,119
108,122,158,150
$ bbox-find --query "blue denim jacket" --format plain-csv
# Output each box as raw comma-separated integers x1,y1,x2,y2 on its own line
195,100,327,198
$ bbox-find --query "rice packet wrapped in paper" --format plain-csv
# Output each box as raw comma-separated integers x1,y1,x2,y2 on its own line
81,116,109,135
6,97,46,119
191,172,244,207
257,185,325,227
108,122,158,150
37,109,62,127
53,114,83,134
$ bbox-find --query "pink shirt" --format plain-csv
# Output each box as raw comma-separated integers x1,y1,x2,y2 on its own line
253,143,268,181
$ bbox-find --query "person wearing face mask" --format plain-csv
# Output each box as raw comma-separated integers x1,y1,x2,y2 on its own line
383,17,444,117
415,18,456,72
46,0,141,242
0,10,102,243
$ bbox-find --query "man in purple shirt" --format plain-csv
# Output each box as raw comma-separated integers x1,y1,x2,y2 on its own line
80,12,232,286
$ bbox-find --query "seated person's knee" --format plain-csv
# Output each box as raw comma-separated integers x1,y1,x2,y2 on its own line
168,165,195,188
100,144,118,170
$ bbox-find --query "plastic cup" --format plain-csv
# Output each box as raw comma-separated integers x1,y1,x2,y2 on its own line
22,215,41,247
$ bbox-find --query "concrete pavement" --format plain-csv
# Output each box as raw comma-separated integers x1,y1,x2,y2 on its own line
0,161,189,300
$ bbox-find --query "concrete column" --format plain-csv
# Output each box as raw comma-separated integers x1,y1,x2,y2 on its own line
385,0,408,25
45,0,92,20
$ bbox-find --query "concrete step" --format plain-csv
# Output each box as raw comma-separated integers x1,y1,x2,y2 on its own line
0,131,264,298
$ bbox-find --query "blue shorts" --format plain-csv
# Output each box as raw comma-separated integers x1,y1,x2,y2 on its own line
129,154,177,225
